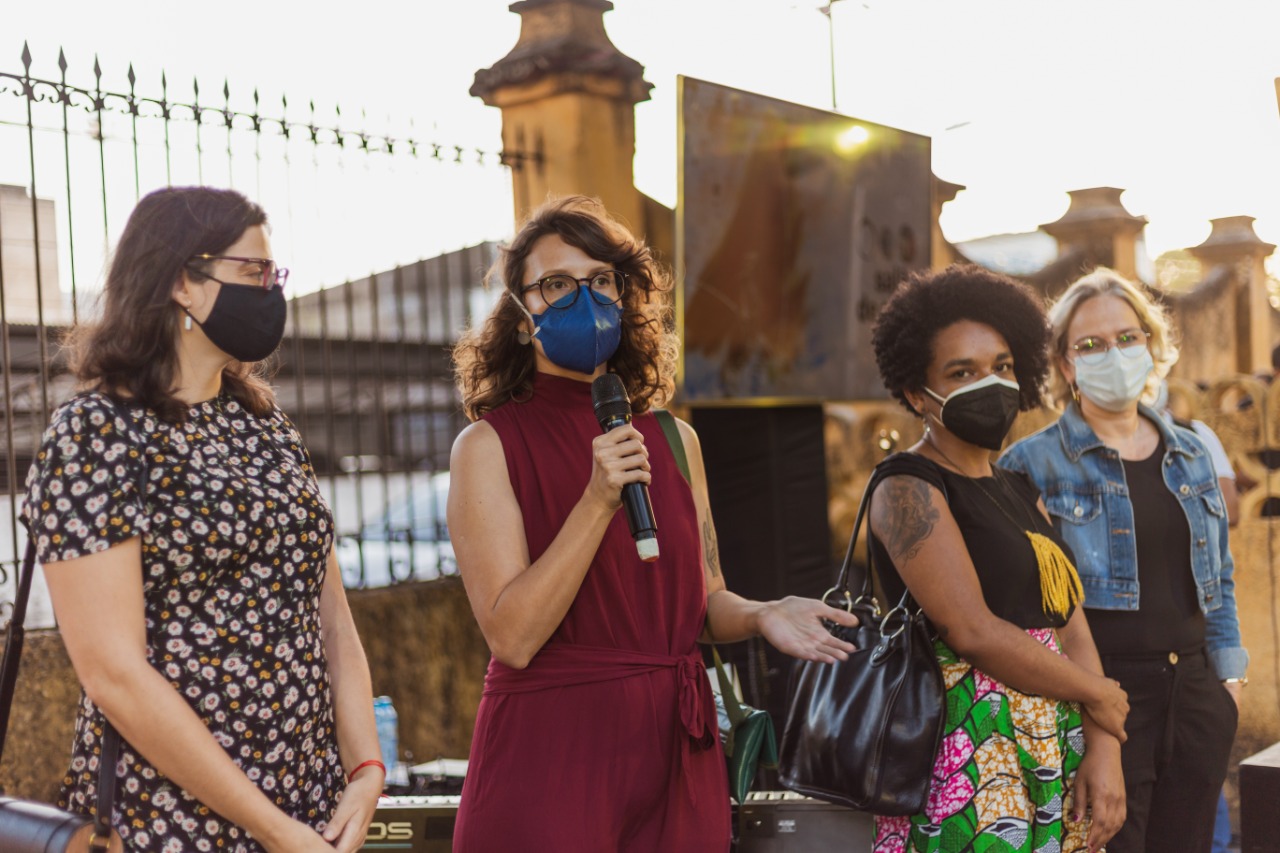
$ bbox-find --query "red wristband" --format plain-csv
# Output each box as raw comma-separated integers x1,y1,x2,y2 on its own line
347,759,387,784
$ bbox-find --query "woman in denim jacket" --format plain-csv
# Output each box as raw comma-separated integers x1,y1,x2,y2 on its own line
1002,268,1246,853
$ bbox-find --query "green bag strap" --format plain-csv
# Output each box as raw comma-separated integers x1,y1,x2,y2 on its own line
652,409,752,754
712,645,749,757
653,409,690,485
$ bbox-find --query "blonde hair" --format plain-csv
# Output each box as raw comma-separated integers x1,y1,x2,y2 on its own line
1046,267,1178,407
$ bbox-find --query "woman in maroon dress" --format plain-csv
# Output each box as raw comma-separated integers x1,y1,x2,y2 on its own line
448,196,858,851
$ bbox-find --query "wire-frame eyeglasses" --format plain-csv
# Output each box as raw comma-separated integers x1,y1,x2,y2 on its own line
1070,328,1150,366
187,254,290,291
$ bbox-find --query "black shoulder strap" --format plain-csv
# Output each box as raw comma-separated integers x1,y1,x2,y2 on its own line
0,396,141,840
829,453,948,611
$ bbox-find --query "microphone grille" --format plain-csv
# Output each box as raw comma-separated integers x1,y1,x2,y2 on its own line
591,374,631,421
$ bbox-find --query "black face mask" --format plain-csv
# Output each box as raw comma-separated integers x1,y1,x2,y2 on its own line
924,374,1022,451
185,283,287,362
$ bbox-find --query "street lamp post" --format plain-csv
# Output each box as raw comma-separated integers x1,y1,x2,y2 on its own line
819,1,846,111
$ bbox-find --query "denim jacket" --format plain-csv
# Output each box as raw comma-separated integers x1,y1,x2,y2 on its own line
1000,402,1248,680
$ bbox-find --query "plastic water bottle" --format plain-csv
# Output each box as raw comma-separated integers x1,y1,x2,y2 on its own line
373,695,399,772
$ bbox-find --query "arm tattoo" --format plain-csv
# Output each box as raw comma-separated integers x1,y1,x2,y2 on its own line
877,476,939,564
702,518,721,578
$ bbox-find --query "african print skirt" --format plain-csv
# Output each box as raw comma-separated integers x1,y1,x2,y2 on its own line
874,628,1088,853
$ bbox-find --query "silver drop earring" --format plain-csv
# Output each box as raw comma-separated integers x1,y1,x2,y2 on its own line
184,314,193,331
516,330,531,345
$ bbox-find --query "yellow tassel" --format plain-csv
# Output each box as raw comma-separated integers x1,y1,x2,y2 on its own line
1026,530,1084,619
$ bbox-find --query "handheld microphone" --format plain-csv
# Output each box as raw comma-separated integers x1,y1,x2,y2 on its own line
591,374,660,562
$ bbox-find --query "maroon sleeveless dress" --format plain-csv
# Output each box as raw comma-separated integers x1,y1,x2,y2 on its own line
452,372,731,852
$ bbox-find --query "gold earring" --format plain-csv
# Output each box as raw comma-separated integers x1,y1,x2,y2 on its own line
1070,384,1080,403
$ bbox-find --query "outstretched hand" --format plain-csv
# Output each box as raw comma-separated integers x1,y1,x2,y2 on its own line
757,596,859,664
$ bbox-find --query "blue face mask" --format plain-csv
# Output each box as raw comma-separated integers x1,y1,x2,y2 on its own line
530,285,623,375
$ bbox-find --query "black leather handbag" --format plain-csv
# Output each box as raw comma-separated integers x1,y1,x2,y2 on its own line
777,463,946,815
0,520,124,850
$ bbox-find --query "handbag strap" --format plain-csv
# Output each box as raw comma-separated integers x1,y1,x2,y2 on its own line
831,454,948,615
0,395,145,842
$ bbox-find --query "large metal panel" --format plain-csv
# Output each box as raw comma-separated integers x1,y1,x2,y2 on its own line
678,77,931,403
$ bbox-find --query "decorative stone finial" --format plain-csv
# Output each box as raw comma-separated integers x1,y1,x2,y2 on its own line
1040,187,1147,243
471,0,652,106
1188,216,1276,265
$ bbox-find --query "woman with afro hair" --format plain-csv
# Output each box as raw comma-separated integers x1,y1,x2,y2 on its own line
865,265,1127,853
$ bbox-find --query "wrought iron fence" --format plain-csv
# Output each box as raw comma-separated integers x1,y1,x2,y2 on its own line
0,43,528,621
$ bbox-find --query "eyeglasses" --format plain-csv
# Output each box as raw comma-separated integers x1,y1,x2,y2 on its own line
520,270,626,309
1070,328,1149,366
187,254,289,291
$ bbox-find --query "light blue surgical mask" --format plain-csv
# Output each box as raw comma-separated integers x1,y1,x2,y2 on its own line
527,285,623,375
1074,346,1154,412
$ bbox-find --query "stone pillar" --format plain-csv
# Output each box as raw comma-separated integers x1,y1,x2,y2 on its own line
1040,187,1148,281
930,175,965,270
1187,216,1277,375
471,0,653,232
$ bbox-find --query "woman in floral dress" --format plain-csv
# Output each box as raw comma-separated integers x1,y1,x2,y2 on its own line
864,266,1130,853
23,187,382,852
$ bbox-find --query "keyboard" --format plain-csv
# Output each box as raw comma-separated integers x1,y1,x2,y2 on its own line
362,796,460,852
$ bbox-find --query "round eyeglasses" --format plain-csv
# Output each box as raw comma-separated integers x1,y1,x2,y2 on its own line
520,270,626,309
187,254,289,291
1070,328,1149,366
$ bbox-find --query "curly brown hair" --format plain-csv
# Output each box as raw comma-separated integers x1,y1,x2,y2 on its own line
871,264,1052,414
65,186,278,423
453,196,678,421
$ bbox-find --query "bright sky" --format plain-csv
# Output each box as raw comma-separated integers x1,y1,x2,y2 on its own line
4,0,1280,282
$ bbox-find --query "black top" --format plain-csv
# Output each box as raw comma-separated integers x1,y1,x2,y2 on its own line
1086,439,1205,656
867,452,1077,630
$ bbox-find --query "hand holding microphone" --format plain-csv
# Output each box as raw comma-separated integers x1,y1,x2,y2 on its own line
591,374,660,562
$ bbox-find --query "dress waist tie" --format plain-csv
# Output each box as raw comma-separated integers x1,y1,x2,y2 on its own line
484,644,717,804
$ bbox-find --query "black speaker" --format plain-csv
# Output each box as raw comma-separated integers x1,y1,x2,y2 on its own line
732,792,874,852
1241,742,1280,852
690,405,833,735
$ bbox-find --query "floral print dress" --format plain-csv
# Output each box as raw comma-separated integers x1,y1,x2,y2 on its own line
22,392,344,853
873,629,1087,853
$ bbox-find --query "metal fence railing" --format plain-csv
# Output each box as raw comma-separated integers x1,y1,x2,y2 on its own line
0,43,527,620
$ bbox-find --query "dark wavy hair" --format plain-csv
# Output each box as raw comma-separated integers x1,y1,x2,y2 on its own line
871,264,1051,414
453,196,678,421
66,186,278,423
